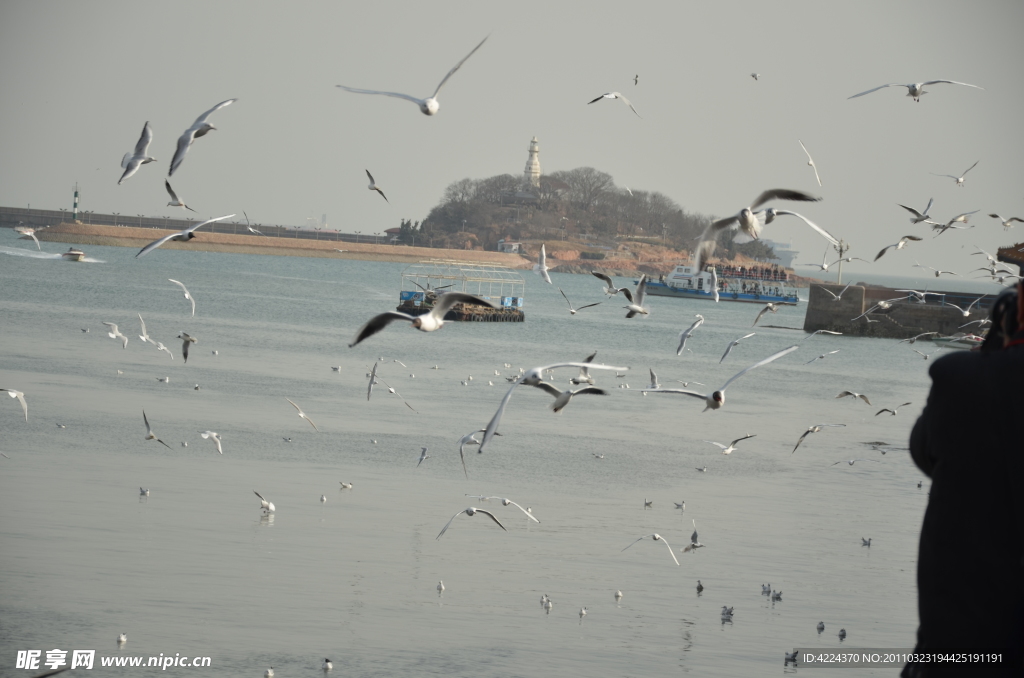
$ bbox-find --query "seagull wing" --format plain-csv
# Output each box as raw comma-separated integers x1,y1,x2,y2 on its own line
349,311,417,347
367,362,378,400
847,83,904,99
432,35,488,98
749,189,821,210
505,499,539,522
768,210,839,246
634,275,647,307
798,140,821,186
643,388,708,401
436,510,467,539
168,128,198,176
898,204,926,219
622,534,656,552
719,345,798,393
572,387,608,397
618,93,641,117
365,169,375,184
592,271,614,287
961,160,980,176
875,408,894,416
337,85,425,106
874,244,896,262
135,214,234,258
575,302,601,311
792,429,814,453
660,537,680,566
480,381,521,452
730,434,756,447
164,179,180,203
703,440,728,450
620,287,634,304
531,381,563,398
474,509,507,532
143,409,154,435
1,389,27,421
168,279,196,317
191,98,236,126
134,120,154,156
921,80,983,90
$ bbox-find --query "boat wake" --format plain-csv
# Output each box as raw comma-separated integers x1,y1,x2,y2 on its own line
0,246,104,263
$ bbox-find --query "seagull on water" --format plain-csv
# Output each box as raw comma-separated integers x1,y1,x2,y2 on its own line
848,80,983,102
322,659,332,671
102,322,129,349
622,533,680,566
168,99,237,176
437,581,444,595
177,332,197,362
703,434,755,455
752,303,778,327
862,538,872,547
874,235,923,262
135,214,235,258
0,388,28,422
168,279,196,317
677,315,705,354
831,458,880,467
721,606,733,619
436,507,506,539
533,244,552,284
349,292,498,347
544,598,553,614
989,214,1024,230
118,633,127,644
839,628,847,641
579,607,587,623
899,198,934,224
140,487,149,496
792,424,846,453
13,225,41,250
365,170,388,203
416,447,430,467
559,288,600,315
118,120,157,184
720,332,756,363
285,398,320,432
931,160,979,188
644,345,798,411
200,431,223,454
875,402,913,416
591,271,625,296
264,668,273,678
337,36,488,116
798,140,822,186
587,91,640,117
762,583,771,594
836,391,871,405
164,180,197,212
478,360,629,452
254,490,275,513
696,580,704,593
142,410,171,449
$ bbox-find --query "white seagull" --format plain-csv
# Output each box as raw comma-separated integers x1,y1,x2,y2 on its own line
436,507,506,539
285,398,320,432
792,424,846,453
168,279,196,317
559,288,600,315
154,342,174,359
322,659,332,671
135,214,235,258
931,160,979,187
140,487,149,496
752,303,778,327
836,391,871,405
200,430,223,454
533,244,552,284
0,388,28,422
137,313,156,345
118,121,156,184
416,447,430,467
831,459,880,467
591,271,625,296
798,140,822,186
898,198,934,224
168,99,237,176
876,402,913,416
142,410,171,449
178,332,197,362
848,80,983,102
254,490,275,513
569,351,599,386
703,434,756,455
14,225,41,250
349,292,498,347
456,428,493,478
365,170,388,203
989,214,1024,230
677,315,705,354
709,266,720,302
622,533,679,566
164,180,197,212
102,322,129,349
819,283,854,302
337,36,488,116
437,581,444,595
644,345,798,411
243,211,264,236
682,519,704,553
874,235,922,262
621,274,650,317
587,91,640,117
529,381,609,413
719,333,756,363
806,349,840,364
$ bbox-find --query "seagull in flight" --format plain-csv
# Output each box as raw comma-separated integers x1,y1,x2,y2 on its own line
644,345,798,411
806,349,840,364
899,198,934,224
719,333,756,363
559,288,600,315
587,91,640,117
622,533,679,566
102,322,129,349
468,497,540,522
931,160,979,187
836,391,871,405
529,382,609,413
847,80,983,102
913,262,960,278
142,410,171,449
178,332,197,362
243,211,264,236
349,293,497,347
137,313,156,345
200,431,223,454
751,72,760,81
377,375,417,412
365,170,388,203
436,507,506,539
798,140,822,186
875,402,913,416
703,434,756,455
676,315,705,355
285,398,320,432
254,490,275,513
118,121,156,184
591,271,625,296
0,388,28,422
416,447,430,467
693,189,829,270
135,214,235,258
164,180,197,212
752,303,778,327
792,424,846,453
169,99,237,176
682,519,704,553
819,283,854,302
456,429,497,478
874,235,922,262
621,275,649,317
989,214,1024,230
153,341,174,359
14,225,41,250
831,459,880,467
533,244,552,284
168,279,196,317
569,350,598,385
338,36,488,116
479,360,629,452
897,331,938,344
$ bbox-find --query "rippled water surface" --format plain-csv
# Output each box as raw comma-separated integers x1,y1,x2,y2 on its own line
2,241,984,676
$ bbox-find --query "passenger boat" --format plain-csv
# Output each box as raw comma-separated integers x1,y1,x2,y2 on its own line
640,263,799,305
395,260,526,322
60,248,86,262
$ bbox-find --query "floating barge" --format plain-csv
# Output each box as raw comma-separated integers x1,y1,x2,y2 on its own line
640,263,799,305
396,260,525,322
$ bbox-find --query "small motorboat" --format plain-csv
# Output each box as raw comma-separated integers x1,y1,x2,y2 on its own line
61,248,85,262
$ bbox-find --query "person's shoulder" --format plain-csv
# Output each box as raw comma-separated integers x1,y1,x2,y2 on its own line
929,345,1024,380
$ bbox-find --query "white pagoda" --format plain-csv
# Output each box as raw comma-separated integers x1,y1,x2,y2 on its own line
523,136,541,188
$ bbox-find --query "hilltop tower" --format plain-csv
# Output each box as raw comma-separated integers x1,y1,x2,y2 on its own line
524,136,541,188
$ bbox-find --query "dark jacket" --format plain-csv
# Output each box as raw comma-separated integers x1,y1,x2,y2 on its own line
904,343,1024,677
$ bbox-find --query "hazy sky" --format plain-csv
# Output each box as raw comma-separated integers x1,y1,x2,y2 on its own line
1,0,1021,274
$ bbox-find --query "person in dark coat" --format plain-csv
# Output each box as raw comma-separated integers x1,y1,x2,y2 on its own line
902,283,1024,678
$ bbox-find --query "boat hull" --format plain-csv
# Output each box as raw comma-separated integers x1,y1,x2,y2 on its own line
642,280,798,305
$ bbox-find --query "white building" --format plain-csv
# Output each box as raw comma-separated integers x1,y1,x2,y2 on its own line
524,136,540,188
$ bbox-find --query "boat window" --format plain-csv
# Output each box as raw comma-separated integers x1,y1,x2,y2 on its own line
697,278,703,290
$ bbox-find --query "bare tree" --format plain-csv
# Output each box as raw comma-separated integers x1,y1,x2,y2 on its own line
443,178,477,204
549,167,614,212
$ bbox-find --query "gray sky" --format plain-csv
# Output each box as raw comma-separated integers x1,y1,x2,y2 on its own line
1,0,1021,274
